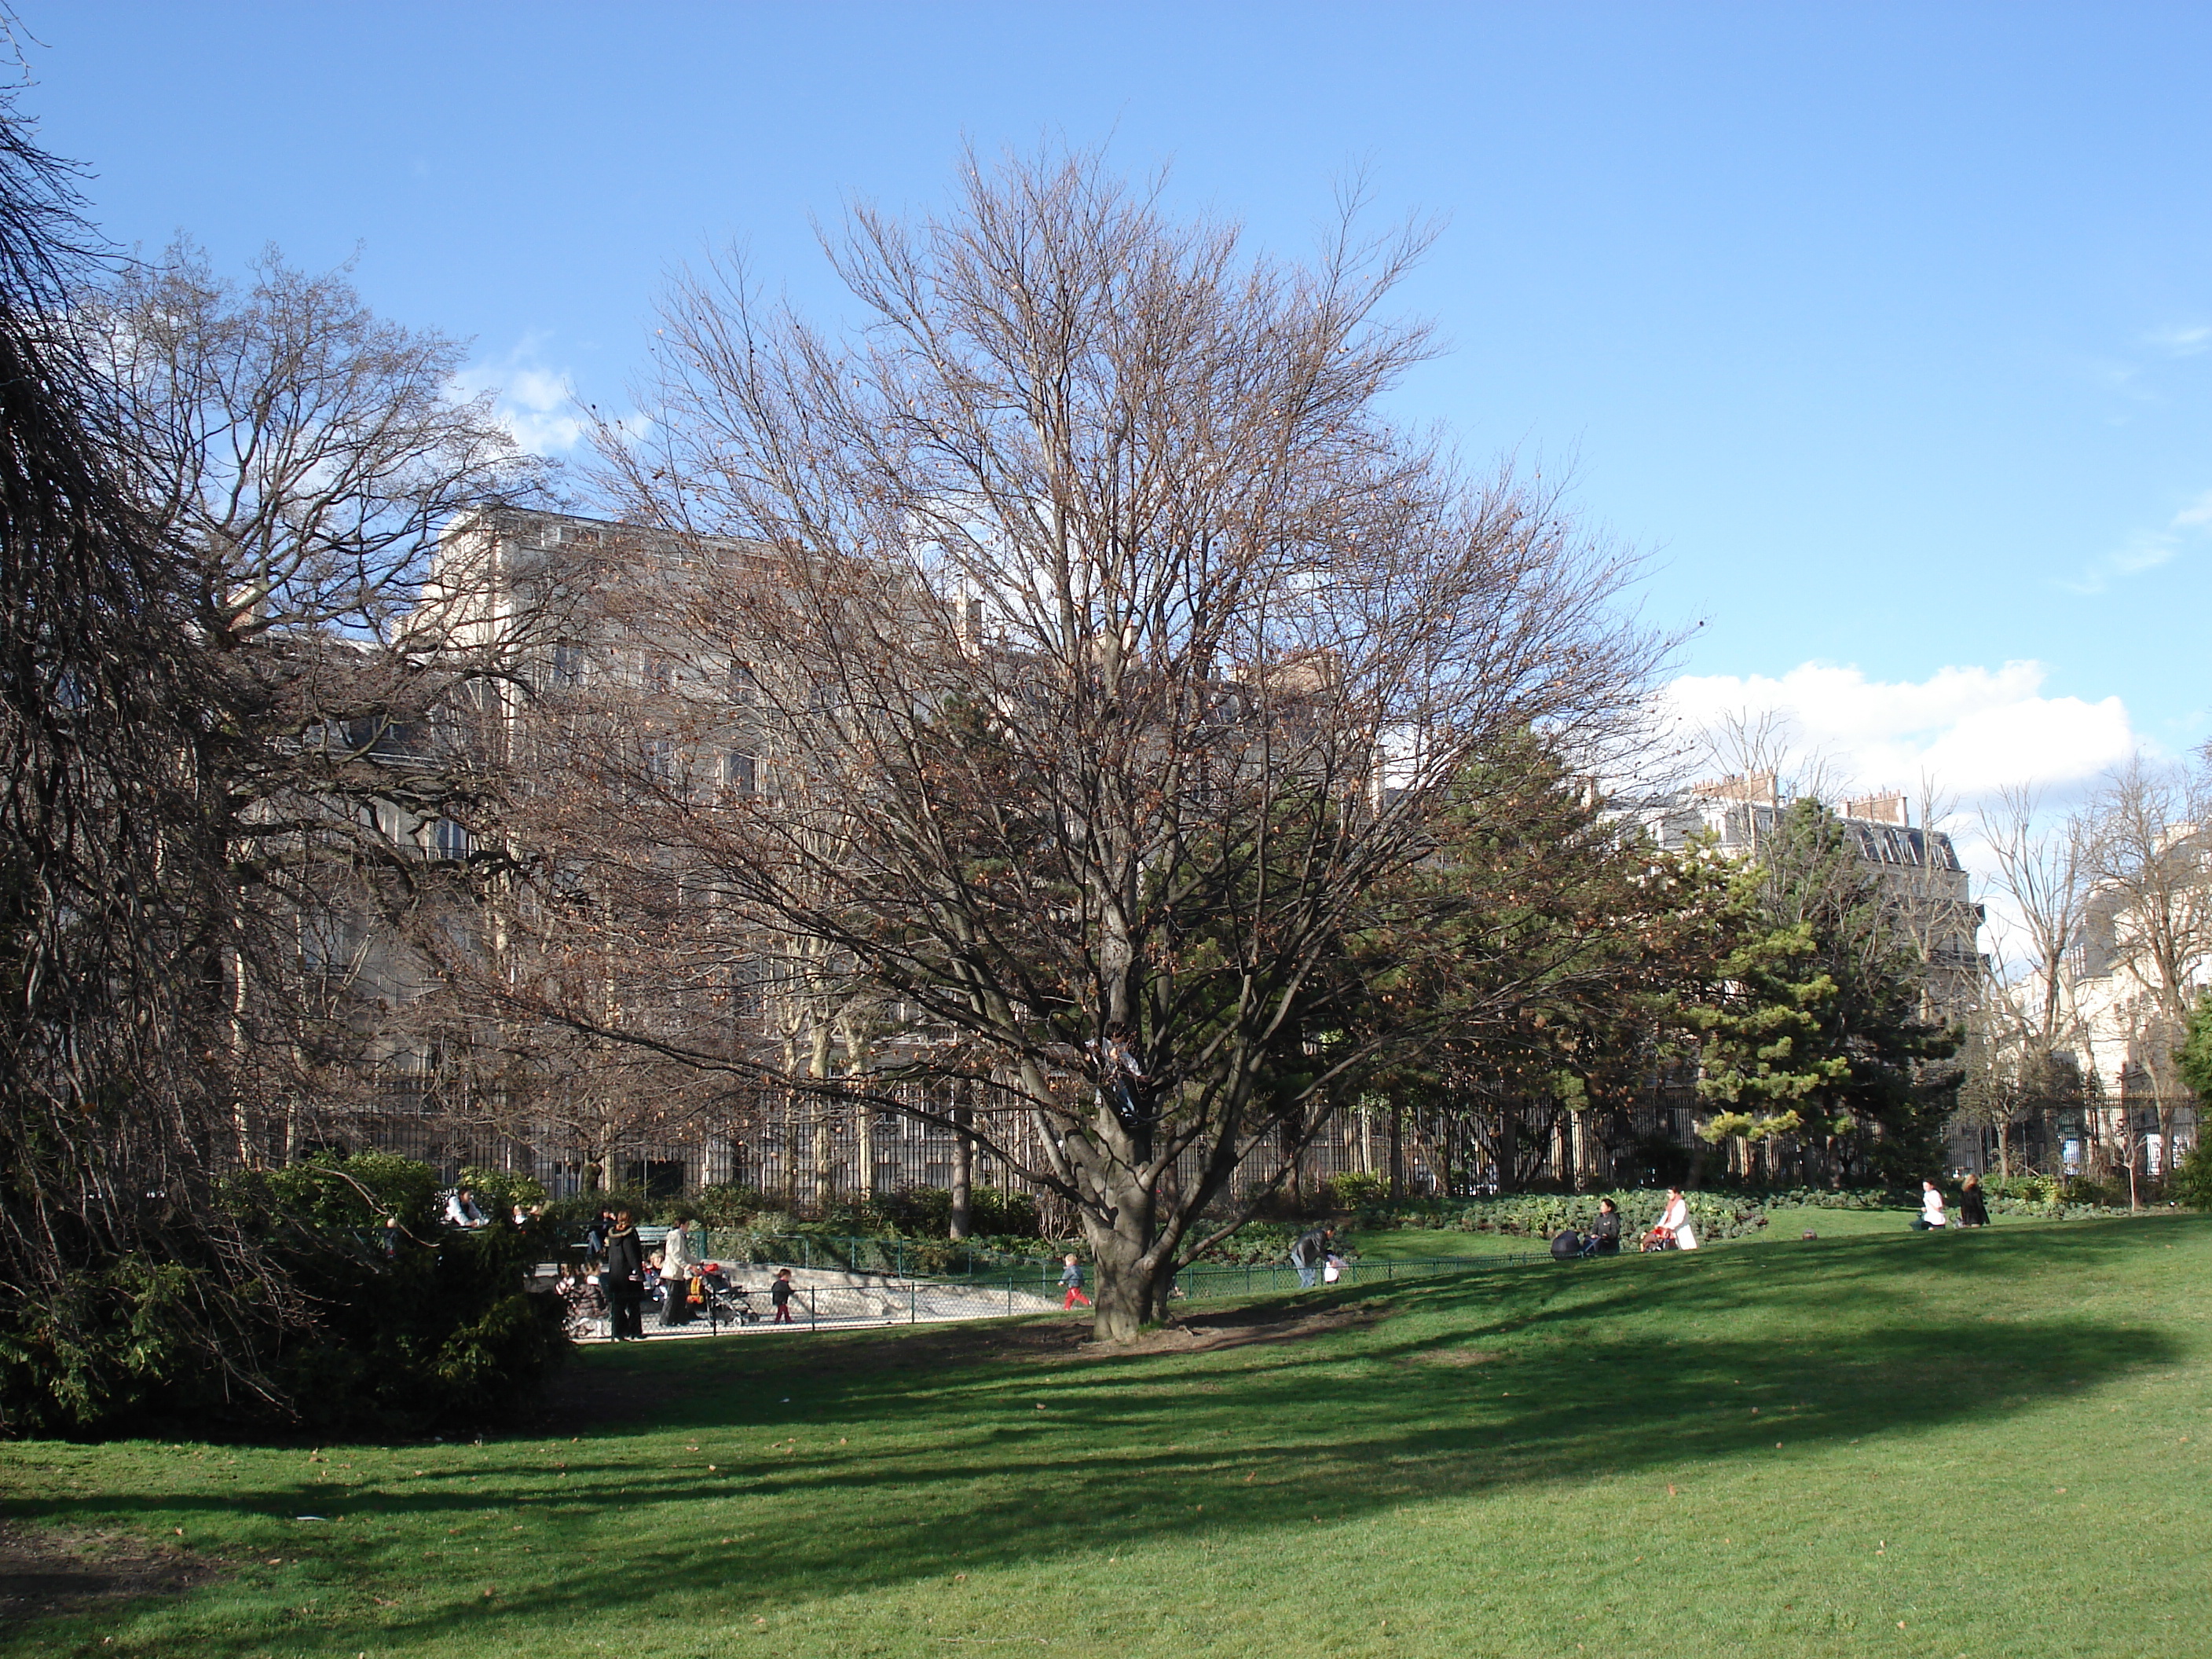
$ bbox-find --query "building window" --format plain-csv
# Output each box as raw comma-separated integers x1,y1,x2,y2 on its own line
726,751,756,795
549,641,586,688
432,818,472,861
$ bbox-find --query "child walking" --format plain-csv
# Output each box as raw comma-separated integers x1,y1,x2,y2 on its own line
771,1267,797,1324
1060,1254,1092,1309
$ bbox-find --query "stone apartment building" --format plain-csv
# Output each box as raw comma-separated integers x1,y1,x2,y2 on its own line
1613,770,1983,1023
307,511,2016,1204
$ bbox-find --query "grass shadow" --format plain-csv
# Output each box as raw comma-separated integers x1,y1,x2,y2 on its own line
0,1218,2200,1655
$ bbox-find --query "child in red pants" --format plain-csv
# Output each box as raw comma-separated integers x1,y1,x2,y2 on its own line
1060,1254,1091,1309
771,1267,796,1323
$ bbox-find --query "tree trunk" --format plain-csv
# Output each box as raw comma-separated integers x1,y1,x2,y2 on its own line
1086,1181,1174,1343
808,1021,834,1213
949,1100,974,1241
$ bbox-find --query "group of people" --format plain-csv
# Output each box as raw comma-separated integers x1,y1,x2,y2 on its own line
562,1206,800,1340
1914,1174,1991,1230
441,1186,543,1230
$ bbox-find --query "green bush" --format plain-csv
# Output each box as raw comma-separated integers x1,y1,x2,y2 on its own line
1980,1174,2063,1206
1328,1172,1389,1210
456,1163,548,1222
0,1254,236,1435
0,1152,569,1437
243,1152,569,1432
2169,1141,2212,1213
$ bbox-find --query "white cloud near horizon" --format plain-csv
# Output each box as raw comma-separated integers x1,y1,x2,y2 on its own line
1659,660,2139,803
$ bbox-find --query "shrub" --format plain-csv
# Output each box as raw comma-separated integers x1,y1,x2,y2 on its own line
1980,1174,2062,1206
0,1152,570,1437
1328,1172,1389,1210
2169,1140,2212,1213
246,1152,569,1433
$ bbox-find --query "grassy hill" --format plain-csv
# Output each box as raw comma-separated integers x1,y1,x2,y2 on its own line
2,1214,2206,1657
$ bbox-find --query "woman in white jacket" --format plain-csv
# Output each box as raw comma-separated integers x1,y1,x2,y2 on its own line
1914,1181,1949,1231
1657,1188,1699,1251
660,1221,694,1325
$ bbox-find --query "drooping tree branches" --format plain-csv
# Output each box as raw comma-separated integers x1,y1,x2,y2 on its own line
0,110,280,1427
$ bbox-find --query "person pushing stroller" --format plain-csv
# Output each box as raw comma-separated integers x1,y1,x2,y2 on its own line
1641,1188,1698,1251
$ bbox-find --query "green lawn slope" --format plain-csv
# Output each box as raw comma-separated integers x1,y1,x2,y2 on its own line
2,1215,2206,1658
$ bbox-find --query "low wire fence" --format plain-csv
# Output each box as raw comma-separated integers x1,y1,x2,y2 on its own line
562,1248,1564,1342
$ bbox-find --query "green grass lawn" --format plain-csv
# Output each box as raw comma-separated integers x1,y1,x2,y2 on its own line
5,1214,2208,1658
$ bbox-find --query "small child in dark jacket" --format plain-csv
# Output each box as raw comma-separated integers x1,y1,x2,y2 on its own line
771,1267,796,1324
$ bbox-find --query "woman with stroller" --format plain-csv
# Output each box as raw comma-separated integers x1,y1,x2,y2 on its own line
1645,1188,1698,1251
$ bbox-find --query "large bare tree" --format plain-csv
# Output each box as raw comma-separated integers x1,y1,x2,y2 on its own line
78,241,551,1162
2078,754,2212,1161
496,152,1657,1338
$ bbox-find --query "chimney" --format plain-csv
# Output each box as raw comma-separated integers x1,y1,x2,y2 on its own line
1841,793,1907,826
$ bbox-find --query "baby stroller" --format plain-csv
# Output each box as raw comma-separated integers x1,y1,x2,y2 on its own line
1549,1229,1600,1262
1639,1225,1679,1253
693,1263,762,1331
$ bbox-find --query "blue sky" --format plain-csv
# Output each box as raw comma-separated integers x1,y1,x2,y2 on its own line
22,2,2212,808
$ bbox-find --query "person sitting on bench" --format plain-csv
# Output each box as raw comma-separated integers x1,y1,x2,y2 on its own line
1590,1198,1622,1254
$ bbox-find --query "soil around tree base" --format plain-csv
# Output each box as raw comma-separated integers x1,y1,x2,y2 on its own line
1079,1303,1386,1355
0,1522,221,1627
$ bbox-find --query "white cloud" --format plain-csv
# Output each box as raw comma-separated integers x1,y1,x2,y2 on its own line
1659,660,2137,801
2148,323,2212,357
2066,489,2212,594
450,335,591,456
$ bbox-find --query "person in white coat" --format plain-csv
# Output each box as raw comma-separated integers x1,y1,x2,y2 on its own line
1913,1181,1949,1231
1657,1188,1699,1251
660,1220,694,1325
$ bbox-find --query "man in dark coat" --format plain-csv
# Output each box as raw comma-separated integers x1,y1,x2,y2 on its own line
603,1210,646,1341
1291,1225,1331,1289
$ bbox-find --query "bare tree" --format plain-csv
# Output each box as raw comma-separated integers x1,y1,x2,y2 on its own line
88,238,543,645
2079,755,2212,1165
482,151,1659,1339
76,241,555,1163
